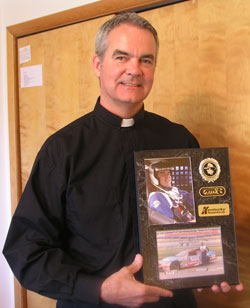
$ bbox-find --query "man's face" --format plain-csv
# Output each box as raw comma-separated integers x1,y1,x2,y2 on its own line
157,169,172,188
93,24,156,116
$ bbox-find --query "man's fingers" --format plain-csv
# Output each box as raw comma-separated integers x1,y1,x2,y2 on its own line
197,281,243,294
235,282,244,292
100,254,173,307
210,281,243,293
126,254,143,275
127,255,173,298
133,255,173,298
211,285,220,293
220,282,231,293
211,282,230,293
144,284,173,298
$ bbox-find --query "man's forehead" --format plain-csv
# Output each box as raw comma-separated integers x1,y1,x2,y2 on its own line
107,24,156,48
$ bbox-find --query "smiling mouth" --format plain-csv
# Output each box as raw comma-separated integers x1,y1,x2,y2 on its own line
121,82,141,87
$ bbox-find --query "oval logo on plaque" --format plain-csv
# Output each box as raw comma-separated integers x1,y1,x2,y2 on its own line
199,158,221,183
199,186,226,197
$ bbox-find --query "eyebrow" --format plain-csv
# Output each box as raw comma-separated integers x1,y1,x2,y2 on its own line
112,49,155,61
112,49,129,57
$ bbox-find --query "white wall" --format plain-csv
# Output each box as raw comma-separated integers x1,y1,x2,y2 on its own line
0,1,97,308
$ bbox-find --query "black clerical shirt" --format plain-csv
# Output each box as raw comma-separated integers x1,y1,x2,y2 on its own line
3,98,199,308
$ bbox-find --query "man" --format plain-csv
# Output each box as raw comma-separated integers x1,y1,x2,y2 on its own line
199,242,209,265
148,163,195,223
3,12,242,308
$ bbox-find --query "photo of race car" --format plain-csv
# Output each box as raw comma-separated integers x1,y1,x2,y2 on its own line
159,247,217,272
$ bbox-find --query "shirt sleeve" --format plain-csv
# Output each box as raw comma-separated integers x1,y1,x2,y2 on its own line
188,131,200,149
180,190,195,208
2,145,104,305
148,192,174,219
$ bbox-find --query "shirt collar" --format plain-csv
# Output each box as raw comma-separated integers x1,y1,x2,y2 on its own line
94,97,144,128
121,118,135,127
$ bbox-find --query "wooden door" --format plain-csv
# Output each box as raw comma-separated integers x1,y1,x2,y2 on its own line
17,14,113,308
13,0,250,307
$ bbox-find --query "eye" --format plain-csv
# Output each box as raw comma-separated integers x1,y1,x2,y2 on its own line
141,58,153,65
115,56,127,62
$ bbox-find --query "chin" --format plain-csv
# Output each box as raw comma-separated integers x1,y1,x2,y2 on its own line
117,90,147,103
117,97,142,105
124,94,147,104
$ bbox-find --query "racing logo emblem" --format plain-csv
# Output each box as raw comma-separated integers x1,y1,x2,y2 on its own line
198,204,230,216
199,158,221,183
199,186,226,197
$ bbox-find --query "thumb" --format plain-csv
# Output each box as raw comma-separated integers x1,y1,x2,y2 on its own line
127,254,143,274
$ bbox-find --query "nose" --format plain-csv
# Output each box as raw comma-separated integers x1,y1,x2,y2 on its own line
126,59,142,76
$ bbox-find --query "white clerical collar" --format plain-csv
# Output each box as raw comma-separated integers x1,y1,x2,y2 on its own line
121,118,135,127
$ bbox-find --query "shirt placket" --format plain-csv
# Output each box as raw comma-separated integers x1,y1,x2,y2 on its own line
119,126,140,256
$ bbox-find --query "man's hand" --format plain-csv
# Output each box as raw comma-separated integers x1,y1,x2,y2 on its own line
197,281,244,293
100,254,173,308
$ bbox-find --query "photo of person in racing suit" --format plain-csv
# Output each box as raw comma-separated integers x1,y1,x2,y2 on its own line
148,160,195,224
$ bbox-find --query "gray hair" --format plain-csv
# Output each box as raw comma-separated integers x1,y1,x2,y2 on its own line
95,12,159,61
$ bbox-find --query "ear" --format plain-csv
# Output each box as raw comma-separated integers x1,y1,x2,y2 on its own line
92,54,101,78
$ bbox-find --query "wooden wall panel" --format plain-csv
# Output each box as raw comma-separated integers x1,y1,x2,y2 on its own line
140,1,250,306
18,16,110,187
12,0,250,307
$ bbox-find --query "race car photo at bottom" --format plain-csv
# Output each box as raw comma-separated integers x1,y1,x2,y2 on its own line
157,227,224,280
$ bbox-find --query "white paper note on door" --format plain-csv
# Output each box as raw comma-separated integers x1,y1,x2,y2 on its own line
19,45,31,64
20,64,43,88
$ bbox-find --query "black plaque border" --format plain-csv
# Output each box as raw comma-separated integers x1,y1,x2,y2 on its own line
134,147,239,289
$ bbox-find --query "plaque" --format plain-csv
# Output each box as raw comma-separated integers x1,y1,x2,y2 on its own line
134,147,239,289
